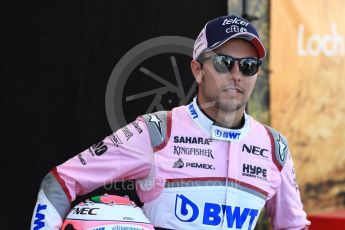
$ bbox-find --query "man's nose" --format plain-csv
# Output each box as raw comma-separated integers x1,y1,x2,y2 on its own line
228,61,241,81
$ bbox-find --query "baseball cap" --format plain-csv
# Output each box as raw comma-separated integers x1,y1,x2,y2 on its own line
193,15,266,60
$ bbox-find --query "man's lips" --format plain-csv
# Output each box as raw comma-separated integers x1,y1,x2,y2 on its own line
222,87,243,93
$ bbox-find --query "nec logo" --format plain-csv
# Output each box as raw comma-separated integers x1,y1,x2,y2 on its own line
242,144,268,158
33,204,47,229
72,207,99,215
174,194,258,229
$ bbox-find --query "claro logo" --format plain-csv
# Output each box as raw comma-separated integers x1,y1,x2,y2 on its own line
174,194,258,229
298,23,345,56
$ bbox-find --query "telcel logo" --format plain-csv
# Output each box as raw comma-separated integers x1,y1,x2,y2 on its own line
215,129,241,140
174,194,258,229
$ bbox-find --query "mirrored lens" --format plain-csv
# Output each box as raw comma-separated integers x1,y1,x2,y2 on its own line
200,55,261,76
239,58,260,76
213,56,260,76
211,56,233,74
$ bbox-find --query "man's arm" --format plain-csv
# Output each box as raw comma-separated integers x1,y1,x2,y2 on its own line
265,151,311,230
30,117,153,229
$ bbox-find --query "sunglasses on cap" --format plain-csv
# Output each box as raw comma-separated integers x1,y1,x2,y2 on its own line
198,54,263,76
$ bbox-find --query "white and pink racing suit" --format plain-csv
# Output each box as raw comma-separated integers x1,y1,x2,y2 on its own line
31,97,310,230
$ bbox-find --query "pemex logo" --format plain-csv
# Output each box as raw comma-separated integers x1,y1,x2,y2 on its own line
174,194,199,222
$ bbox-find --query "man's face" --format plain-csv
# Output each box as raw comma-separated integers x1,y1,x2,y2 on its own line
196,39,259,113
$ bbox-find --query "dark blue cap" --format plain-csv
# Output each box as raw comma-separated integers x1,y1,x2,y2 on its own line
193,15,266,59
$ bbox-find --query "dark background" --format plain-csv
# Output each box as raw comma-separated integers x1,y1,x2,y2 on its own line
2,0,227,228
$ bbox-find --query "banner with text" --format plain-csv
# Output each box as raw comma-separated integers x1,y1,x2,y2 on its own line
270,0,345,212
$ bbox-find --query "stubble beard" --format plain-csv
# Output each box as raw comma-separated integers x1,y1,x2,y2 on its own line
215,97,246,113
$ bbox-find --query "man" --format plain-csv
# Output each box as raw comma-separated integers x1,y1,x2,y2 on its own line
31,15,310,230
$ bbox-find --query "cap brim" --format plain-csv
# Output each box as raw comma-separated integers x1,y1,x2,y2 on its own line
205,32,266,59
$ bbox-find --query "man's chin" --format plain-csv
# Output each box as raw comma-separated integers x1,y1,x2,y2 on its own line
217,100,244,112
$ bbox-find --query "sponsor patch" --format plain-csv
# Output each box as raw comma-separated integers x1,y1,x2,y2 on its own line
242,144,269,158
173,158,215,170
109,133,123,147
122,127,133,141
148,114,164,137
174,146,214,159
89,141,108,156
131,121,143,134
78,154,86,165
173,136,212,145
242,164,267,181
212,128,241,141
33,204,47,229
174,194,258,229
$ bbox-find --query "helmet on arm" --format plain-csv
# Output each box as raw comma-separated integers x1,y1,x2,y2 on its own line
61,194,154,230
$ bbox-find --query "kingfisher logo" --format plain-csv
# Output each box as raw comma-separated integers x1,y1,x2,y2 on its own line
174,194,259,229
33,204,47,229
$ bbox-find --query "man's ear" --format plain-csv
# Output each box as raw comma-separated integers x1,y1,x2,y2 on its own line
191,60,203,83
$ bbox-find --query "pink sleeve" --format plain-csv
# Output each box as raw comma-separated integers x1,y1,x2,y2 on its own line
266,151,311,230
56,116,153,201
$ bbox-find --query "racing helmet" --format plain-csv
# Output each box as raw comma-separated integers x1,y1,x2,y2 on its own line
62,194,154,230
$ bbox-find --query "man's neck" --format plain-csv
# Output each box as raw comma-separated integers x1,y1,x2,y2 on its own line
197,98,245,129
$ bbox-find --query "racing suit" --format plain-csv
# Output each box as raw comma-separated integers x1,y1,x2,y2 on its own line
31,97,310,230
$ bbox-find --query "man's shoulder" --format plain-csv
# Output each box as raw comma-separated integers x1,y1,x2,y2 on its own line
139,106,183,150
247,115,289,170
247,115,287,139
264,124,289,171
